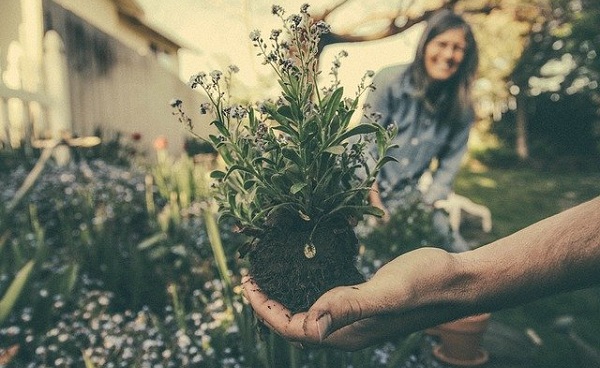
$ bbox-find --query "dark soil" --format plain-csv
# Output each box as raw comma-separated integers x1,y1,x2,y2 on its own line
247,214,365,313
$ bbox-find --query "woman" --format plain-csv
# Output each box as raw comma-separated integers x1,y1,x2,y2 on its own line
365,9,479,252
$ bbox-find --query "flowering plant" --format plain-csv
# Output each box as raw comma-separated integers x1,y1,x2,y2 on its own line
179,5,394,236
175,4,396,312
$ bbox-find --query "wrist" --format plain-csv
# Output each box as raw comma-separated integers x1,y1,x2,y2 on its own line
396,248,467,309
410,249,481,319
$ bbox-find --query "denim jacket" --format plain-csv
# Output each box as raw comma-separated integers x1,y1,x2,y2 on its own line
362,64,473,206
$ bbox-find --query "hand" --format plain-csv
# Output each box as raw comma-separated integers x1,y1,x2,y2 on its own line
242,247,461,351
242,197,600,351
369,182,390,223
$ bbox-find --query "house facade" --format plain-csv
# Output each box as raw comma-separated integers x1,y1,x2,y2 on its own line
0,0,210,155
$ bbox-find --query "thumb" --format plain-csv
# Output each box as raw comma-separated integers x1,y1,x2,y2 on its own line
303,284,371,342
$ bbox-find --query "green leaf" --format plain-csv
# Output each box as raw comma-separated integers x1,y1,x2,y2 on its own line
322,87,344,122
301,118,320,143
0,260,35,325
272,125,299,140
328,115,342,137
323,145,346,155
278,80,293,97
376,125,397,157
223,165,255,180
248,108,257,130
339,109,356,128
62,263,79,297
333,123,379,145
208,134,222,146
277,105,295,121
263,103,293,128
290,182,307,194
270,173,288,189
243,179,257,190
375,156,399,172
252,157,276,166
302,83,314,103
321,187,370,208
210,119,230,138
227,192,237,215
288,74,300,96
281,148,303,167
363,205,386,217
252,202,301,224
210,170,226,179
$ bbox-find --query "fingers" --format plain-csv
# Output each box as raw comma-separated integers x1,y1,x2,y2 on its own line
241,276,388,349
241,276,311,342
302,284,372,341
241,276,291,327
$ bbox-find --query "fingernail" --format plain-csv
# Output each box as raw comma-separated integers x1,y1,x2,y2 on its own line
241,276,250,284
316,313,332,342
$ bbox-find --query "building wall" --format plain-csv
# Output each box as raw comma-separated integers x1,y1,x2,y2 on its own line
0,1,22,69
53,0,143,54
0,0,211,154
44,0,214,155
51,0,179,74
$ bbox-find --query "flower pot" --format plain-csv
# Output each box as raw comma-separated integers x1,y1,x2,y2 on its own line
427,313,491,366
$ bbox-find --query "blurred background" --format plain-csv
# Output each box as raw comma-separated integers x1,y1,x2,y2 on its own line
0,0,599,367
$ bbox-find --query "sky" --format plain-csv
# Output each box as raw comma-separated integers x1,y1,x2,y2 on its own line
137,0,423,97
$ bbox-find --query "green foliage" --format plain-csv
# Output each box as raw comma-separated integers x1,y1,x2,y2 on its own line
0,261,35,326
360,191,444,265
0,144,418,367
177,5,396,236
2,136,597,366
0,148,246,365
497,0,600,163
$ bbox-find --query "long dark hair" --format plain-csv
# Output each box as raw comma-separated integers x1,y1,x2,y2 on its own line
409,9,479,126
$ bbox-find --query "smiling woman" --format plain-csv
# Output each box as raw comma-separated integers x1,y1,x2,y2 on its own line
424,27,466,81
364,9,480,253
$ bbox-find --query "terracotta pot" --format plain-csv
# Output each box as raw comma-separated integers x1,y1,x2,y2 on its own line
427,313,491,366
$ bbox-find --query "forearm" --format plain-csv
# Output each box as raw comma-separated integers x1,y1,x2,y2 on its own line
381,196,600,334
449,196,600,314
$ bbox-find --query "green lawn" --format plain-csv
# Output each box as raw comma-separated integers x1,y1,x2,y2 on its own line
454,166,600,368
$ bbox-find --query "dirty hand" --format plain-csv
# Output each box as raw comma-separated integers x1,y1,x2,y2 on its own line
242,248,460,350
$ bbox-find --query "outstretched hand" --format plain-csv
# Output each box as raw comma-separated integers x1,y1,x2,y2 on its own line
243,197,600,351
242,248,461,351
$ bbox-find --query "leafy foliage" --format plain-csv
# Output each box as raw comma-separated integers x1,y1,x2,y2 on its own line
360,192,444,266
0,146,416,367
177,5,396,236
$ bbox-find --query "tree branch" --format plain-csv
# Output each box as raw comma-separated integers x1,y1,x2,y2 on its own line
316,0,499,52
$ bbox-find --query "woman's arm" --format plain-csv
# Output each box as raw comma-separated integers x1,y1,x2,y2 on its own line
422,117,472,204
243,196,600,350
368,181,389,222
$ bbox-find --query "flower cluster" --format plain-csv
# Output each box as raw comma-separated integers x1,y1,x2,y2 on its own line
0,283,245,367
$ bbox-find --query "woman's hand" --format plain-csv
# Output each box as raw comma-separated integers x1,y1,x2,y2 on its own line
369,182,390,223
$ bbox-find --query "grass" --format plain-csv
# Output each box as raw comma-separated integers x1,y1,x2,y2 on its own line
454,164,600,368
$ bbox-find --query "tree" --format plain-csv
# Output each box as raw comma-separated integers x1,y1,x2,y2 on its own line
312,0,498,52
507,0,600,161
